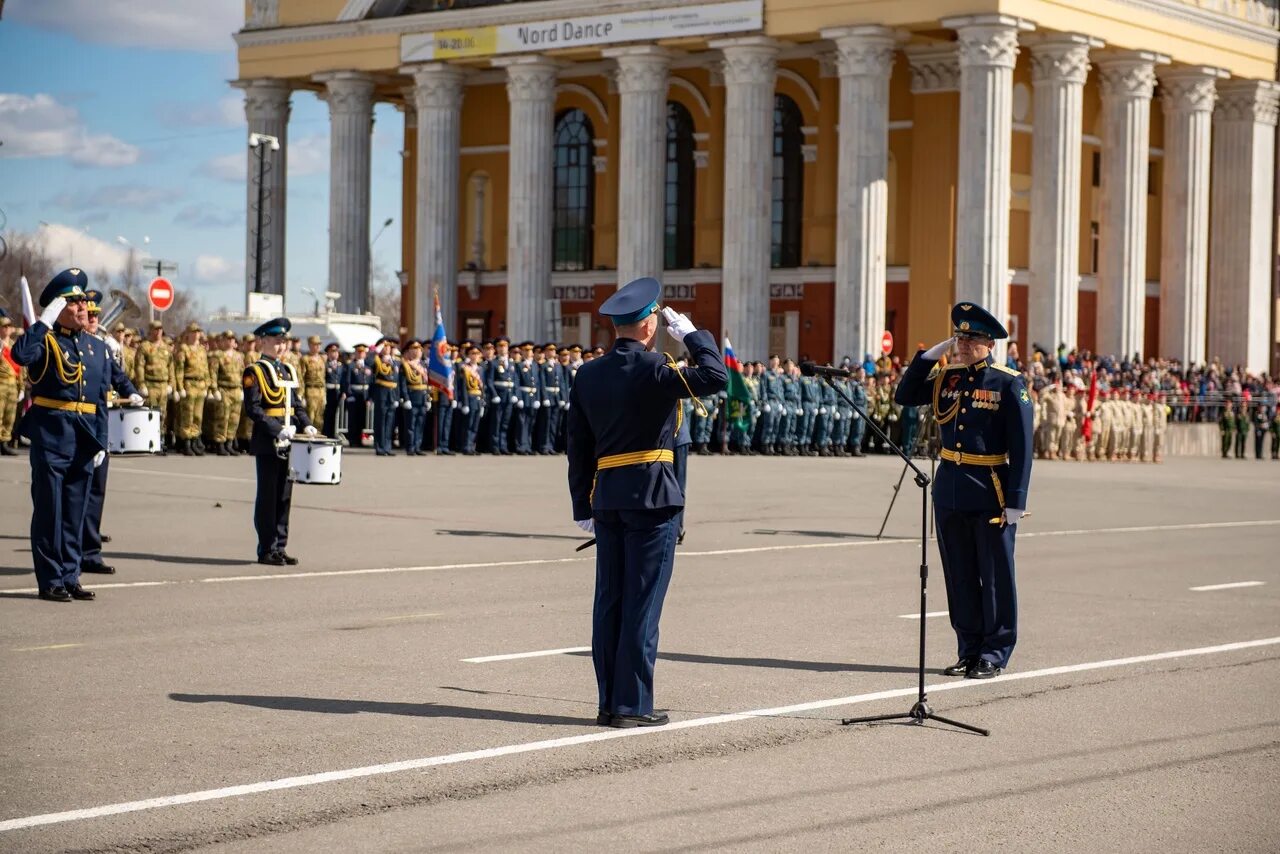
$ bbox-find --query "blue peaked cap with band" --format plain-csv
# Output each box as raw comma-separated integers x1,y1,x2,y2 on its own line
951,301,1008,340
253,316,291,338
599,276,661,325
39,268,89,307
85,289,104,313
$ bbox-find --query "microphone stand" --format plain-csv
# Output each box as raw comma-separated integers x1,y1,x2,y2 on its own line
807,368,989,737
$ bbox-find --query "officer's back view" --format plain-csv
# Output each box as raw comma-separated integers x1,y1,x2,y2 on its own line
566,277,726,728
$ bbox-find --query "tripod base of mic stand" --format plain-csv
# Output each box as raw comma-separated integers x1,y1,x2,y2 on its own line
841,699,990,736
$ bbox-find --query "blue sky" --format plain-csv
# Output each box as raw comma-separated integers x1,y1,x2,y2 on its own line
0,0,405,316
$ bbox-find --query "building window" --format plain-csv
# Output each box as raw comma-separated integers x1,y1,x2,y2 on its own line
552,108,594,272
771,94,804,269
1091,151,1100,187
1090,221,1099,272
1147,160,1159,195
664,101,696,270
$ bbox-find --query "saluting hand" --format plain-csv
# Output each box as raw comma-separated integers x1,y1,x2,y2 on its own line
661,307,696,342
923,337,956,360
38,297,67,328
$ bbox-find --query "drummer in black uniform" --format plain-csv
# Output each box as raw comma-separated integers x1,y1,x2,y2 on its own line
243,317,316,566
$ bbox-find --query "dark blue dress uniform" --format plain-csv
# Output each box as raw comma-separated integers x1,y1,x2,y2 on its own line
243,318,314,565
566,278,727,723
344,346,372,447
536,347,563,454
484,339,516,454
81,290,125,575
11,270,138,599
399,344,431,455
894,302,1033,672
365,340,401,456
322,343,344,438
513,349,539,454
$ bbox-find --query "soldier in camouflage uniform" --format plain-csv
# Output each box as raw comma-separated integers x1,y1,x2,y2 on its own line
133,320,176,446
1219,399,1236,459
174,322,210,455
212,331,246,455
0,315,19,455
236,334,259,451
301,335,327,427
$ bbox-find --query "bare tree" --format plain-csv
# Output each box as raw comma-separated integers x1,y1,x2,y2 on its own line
369,257,402,339
0,232,58,319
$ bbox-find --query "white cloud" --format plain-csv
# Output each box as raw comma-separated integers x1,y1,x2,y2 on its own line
35,222,129,274
194,254,239,283
201,132,328,184
174,205,240,229
7,0,243,53
203,151,246,183
0,93,140,167
49,184,177,211
156,95,243,128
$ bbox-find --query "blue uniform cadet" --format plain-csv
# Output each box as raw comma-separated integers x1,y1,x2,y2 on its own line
365,338,401,456
894,302,1033,677
344,345,372,447
322,343,344,438
81,289,131,576
398,340,431,455
12,271,140,601
566,277,726,728
484,337,516,454
243,317,315,566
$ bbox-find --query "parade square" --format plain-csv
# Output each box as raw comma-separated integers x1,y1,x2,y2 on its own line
1,452,1277,852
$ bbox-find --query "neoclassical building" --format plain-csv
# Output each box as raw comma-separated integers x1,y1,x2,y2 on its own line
234,0,1279,371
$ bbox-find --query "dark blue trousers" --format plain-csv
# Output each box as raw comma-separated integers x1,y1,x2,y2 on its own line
436,402,453,452
673,444,689,534
591,507,680,717
29,440,96,591
82,453,109,570
489,401,514,453
934,505,1019,668
371,389,395,454
536,405,561,453
254,452,293,559
514,405,534,453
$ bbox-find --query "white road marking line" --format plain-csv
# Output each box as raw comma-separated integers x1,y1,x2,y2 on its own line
1,518,1277,596
377,612,442,622
1189,581,1266,592
898,611,949,619
2,635,1276,834
12,643,84,653
106,466,254,484
463,646,591,663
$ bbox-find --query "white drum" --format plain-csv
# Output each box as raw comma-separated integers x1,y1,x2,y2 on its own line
108,407,162,454
289,437,342,485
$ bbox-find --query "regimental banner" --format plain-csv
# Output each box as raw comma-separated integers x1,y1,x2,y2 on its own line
401,0,763,63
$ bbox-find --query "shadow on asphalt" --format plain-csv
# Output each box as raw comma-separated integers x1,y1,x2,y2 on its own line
109,552,253,566
0,591,40,600
435,529,583,542
567,650,917,675
0,565,30,576
751,529,895,540
168,693,590,726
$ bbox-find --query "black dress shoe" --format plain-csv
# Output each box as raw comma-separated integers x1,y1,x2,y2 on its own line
0,443,16,456
277,552,300,565
966,659,1002,679
677,529,686,545
943,658,974,677
101,534,112,543
81,563,116,574
609,711,670,729
595,710,613,726
65,583,95,601
39,587,71,602
257,553,286,566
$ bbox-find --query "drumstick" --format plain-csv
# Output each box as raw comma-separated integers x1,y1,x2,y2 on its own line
575,538,595,552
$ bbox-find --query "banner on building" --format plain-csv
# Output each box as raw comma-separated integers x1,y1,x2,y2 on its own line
402,0,763,62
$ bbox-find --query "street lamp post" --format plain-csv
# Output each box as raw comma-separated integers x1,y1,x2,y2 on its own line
248,132,281,294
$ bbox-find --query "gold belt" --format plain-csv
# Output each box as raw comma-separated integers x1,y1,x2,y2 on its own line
596,449,674,471
408,384,428,391
375,379,398,389
34,396,96,414
939,449,1008,466
263,407,289,417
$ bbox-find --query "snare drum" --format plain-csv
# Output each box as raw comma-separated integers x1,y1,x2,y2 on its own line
108,407,162,454
288,436,342,485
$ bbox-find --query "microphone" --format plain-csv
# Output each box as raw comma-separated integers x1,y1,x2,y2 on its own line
799,361,851,379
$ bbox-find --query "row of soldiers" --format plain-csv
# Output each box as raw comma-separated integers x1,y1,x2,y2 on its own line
1219,398,1280,459
1033,384,1174,463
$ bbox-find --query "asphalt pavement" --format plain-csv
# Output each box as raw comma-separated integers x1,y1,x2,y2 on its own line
0,450,1276,853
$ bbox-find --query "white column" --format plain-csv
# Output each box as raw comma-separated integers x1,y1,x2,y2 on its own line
1095,50,1166,358
821,25,896,364
1028,35,1095,353
944,15,1034,361
404,63,465,337
712,36,778,361
316,71,375,315
1208,80,1279,373
1158,66,1223,364
496,56,557,342
605,46,670,285
236,78,290,296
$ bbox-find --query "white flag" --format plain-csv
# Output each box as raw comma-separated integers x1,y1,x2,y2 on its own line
19,276,36,328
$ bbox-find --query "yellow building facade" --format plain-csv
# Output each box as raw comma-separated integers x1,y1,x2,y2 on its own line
235,0,1279,370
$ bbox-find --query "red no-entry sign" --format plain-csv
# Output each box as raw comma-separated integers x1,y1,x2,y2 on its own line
148,277,174,312
880,330,894,355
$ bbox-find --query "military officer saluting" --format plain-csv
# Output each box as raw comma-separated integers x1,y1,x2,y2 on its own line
12,270,143,601
566,277,727,728
895,303,1032,678
243,317,316,566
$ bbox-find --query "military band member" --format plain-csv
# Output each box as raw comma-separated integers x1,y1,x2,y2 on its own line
13,270,142,601
243,317,315,566
301,335,327,427
895,302,1033,678
399,339,431,455
0,313,20,455
566,277,726,727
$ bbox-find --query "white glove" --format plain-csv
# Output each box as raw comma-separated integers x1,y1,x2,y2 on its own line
462,406,470,415
575,519,594,534
834,412,842,421
1002,508,1025,527
39,296,67,327
923,337,956,360
795,408,803,417
661,307,696,342
279,425,297,440
212,390,222,402
304,425,318,437
532,401,541,410
401,400,412,410
492,396,500,404
170,391,180,402
516,399,524,409
425,401,432,412
819,408,827,415
852,412,860,420
178,389,187,399
450,400,458,410
764,404,771,413
104,336,122,355
565,401,570,411
165,385,173,396
127,393,144,407
92,450,106,468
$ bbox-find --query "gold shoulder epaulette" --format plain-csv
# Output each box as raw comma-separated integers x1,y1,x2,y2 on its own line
992,363,1020,376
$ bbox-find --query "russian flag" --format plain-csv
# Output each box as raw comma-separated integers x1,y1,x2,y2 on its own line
723,336,751,432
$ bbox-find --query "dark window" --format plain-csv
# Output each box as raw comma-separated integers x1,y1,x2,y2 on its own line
1091,151,1100,187
1090,221,1100,272
1147,160,1159,194
552,109,594,272
771,95,804,269
664,101,696,270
